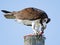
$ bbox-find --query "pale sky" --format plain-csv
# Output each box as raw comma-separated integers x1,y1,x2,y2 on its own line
0,0,60,45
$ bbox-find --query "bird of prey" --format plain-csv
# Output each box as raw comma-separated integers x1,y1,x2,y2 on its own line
1,7,50,35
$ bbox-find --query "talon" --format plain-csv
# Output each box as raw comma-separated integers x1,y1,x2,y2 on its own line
39,31,44,36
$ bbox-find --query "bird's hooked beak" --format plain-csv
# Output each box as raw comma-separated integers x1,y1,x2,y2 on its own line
46,18,51,23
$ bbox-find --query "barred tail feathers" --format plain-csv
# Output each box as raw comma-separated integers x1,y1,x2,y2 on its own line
1,10,15,19
4,15,15,19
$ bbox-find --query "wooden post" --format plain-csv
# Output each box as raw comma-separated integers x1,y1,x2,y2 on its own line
24,34,46,45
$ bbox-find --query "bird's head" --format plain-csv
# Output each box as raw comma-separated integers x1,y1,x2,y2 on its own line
40,13,51,29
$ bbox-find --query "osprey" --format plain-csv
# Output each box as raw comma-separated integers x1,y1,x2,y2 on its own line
1,7,50,35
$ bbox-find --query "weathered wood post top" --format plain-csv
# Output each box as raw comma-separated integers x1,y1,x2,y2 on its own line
24,34,46,45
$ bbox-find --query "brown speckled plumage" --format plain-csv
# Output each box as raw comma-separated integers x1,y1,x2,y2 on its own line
14,7,48,20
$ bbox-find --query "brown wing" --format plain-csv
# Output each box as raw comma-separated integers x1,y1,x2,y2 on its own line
15,8,47,20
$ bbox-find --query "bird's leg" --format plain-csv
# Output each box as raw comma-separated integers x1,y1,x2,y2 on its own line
40,22,47,35
32,22,37,35
32,21,40,35
35,24,40,35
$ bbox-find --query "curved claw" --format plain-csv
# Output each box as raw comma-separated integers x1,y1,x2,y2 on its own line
40,31,44,36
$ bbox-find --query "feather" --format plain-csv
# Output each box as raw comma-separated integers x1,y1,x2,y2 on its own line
4,15,15,19
1,10,11,13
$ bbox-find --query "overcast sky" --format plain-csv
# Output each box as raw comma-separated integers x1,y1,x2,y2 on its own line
0,0,60,45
